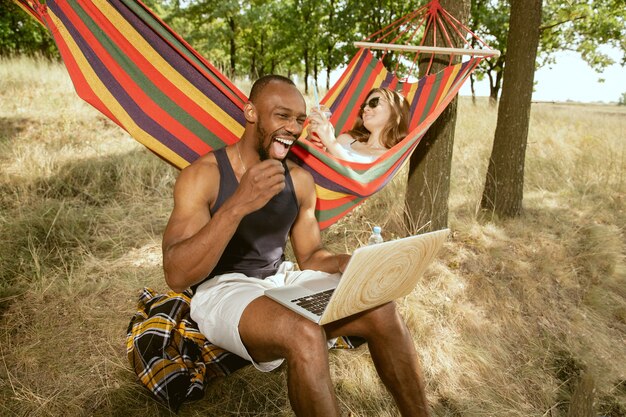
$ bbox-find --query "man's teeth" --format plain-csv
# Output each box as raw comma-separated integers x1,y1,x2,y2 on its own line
275,137,294,146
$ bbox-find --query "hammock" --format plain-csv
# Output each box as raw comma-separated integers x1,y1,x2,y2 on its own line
14,0,498,229
292,49,483,228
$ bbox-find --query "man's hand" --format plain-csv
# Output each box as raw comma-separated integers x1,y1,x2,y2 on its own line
232,159,286,214
336,253,351,274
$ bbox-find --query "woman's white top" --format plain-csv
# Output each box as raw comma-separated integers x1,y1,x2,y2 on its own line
339,142,384,163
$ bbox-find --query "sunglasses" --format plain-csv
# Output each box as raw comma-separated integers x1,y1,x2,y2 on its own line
359,96,381,111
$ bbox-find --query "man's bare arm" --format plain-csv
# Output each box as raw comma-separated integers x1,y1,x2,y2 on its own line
163,156,288,292
288,165,350,274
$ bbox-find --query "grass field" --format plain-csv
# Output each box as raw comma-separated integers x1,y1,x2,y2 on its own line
1,56,625,417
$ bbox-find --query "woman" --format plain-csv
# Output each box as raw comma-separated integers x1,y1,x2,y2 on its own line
308,87,410,163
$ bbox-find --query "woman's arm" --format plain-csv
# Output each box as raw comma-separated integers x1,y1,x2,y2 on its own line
308,108,356,160
308,109,381,163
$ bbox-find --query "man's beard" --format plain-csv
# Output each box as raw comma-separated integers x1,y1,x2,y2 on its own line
255,122,271,161
256,120,296,161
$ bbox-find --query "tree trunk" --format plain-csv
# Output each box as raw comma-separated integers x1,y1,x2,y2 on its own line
326,61,332,91
303,48,310,95
404,0,470,234
480,0,543,217
469,37,478,105
228,17,236,78
313,54,319,91
489,82,499,104
259,33,266,77
489,57,505,105
250,47,257,79
486,55,505,105
326,0,335,91
470,73,476,105
326,46,333,91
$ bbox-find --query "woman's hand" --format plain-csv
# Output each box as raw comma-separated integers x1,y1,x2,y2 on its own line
308,108,336,149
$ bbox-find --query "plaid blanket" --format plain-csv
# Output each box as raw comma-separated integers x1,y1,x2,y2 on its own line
126,287,364,411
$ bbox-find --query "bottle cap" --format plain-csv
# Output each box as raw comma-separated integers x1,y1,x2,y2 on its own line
373,226,381,234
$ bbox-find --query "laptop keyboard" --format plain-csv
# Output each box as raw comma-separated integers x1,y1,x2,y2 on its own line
292,289,335,316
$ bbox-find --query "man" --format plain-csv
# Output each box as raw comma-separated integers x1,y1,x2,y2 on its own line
162,75,430,417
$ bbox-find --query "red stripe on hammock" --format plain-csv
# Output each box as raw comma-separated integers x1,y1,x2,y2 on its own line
324,49,365,106
317,194,359,211
386,75,399,91
42,9,122,127
347,57,389,121
15,1,46,26
429,65,455,113
415,64,477,132
77,1,238,146
332,52,378,129
399,82,414,99
410,74,436,130
302,147,410,196
316,199,367,230
131,0,247,107
56,1,213,155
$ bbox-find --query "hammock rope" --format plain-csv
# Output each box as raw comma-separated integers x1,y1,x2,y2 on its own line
14,0,498,229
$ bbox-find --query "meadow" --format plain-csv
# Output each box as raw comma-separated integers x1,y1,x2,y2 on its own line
0,56,625,417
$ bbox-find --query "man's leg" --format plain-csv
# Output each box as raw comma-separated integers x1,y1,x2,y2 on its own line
325,302,430,417
239,296,340,417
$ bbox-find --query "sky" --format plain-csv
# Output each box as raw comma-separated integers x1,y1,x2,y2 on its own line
460,47,625,103
324,46,624,104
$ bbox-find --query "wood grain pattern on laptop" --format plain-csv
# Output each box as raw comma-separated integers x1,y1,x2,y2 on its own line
319,230,447,324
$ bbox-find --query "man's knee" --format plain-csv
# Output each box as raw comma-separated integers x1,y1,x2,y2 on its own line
361,301,408,338
282,318,328,362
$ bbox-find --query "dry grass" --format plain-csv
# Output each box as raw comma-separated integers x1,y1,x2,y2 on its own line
1,56,625,417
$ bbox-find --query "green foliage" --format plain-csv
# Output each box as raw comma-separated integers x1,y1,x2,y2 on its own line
541,0,626,70
141,0,426,89
471,0,510,52
618,91,626,106
5,0,625,94
7,0,426,88
469,0,509,101
470,0,626,102
0,0,57,58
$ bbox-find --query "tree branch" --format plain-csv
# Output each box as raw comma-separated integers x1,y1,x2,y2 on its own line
539,15,586,33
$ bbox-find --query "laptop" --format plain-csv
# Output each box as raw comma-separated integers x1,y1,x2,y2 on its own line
265,228,449,325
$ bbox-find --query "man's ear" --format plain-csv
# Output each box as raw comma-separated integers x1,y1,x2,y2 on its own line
244,102,257,123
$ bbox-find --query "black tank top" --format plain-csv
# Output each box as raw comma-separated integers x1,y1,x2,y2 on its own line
205,147,299,281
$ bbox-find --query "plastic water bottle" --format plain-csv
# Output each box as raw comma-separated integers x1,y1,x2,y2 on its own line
367,226,384,245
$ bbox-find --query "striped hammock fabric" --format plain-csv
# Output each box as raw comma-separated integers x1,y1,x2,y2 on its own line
15,0,247,169
14,0,483,229
293,49,481,228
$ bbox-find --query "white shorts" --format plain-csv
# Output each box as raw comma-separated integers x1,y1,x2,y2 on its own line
190,262,340,372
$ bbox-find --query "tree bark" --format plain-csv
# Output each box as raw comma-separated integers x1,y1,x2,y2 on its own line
313,54,319,90
404,0,470,233
488,56,505,105
228,17,236,78
304,48,310,94
470,73,477,105
480,0,543,217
